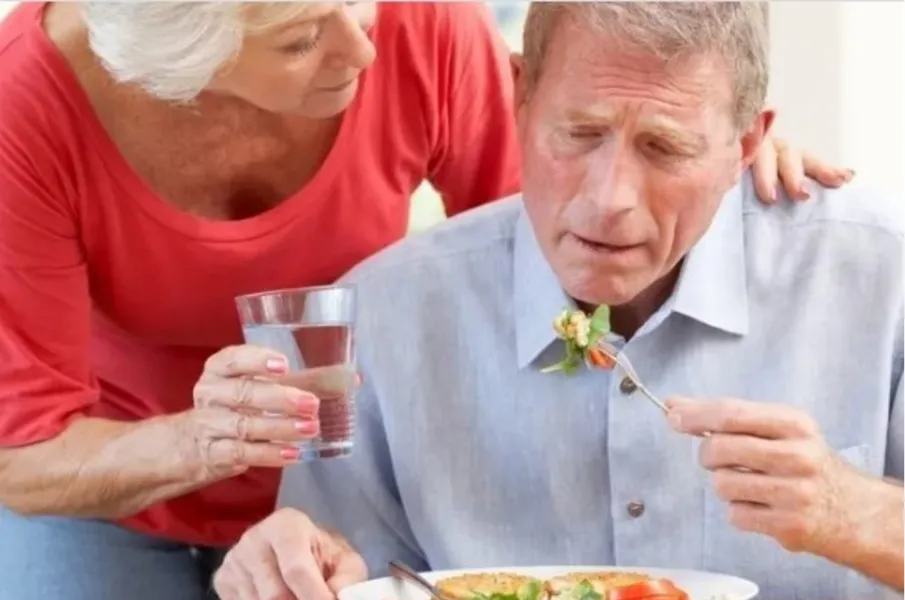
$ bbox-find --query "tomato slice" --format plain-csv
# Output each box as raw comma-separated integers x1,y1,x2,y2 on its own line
587,347,616,370
606,580,689,600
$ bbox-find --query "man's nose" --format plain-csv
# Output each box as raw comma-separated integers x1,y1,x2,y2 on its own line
581,150,643,215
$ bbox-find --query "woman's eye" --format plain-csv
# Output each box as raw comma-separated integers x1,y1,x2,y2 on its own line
283,35,320,55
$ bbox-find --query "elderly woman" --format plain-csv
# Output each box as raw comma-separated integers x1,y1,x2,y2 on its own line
0,2,847,599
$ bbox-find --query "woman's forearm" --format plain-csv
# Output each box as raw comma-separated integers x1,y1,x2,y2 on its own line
0,415,214,519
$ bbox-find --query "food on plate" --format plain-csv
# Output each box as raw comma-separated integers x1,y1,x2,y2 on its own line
434,571,689,600
603,579,689,600
547,572,661,599
436,573,544,600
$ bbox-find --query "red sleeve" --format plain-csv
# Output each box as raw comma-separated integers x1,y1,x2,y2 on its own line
425,3,523,216
0,96,97,448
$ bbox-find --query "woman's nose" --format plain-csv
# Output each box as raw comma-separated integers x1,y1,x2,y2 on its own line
327,3,377,70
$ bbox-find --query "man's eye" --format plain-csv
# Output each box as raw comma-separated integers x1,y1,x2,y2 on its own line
568,130,602,141
646,140,676,155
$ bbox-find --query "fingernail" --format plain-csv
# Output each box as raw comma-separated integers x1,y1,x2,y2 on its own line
667,411,683,430
280,447,300,461
266,357,287,373
797,187,810,200
354,373,363,386
292,393,319,414
846,169,856,181
295,420,319,435
664,396,683,411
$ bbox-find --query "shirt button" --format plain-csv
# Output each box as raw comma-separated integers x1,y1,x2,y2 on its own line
619,376,638,395
627,501,645,518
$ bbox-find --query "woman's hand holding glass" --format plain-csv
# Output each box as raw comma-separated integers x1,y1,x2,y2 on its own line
185,344,320,480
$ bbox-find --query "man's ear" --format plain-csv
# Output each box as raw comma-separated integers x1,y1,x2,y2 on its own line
511,52,528,113
739,108,776,168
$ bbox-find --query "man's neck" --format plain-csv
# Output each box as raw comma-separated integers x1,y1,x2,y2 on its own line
580,264,681,340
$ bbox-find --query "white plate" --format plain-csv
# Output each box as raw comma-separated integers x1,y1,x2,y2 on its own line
339,565,758,600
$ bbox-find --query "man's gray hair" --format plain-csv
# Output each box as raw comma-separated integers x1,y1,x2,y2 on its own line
81,3,310,102
523,2,769,129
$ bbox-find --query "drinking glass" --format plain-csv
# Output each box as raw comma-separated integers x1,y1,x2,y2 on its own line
235,284,356,462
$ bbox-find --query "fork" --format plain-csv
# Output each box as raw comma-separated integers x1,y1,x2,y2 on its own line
388,560,455,600
594,338,669,414
595,340,743,456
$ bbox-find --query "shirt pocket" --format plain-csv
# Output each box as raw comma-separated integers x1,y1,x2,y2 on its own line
702,444,886,600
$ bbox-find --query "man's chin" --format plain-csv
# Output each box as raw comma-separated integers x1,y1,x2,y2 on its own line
562,280,644,309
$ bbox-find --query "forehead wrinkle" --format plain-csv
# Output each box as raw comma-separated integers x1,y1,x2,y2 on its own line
243,2,337,34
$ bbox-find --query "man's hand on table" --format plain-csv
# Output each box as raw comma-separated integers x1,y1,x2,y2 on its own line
667,397,904,591
214,508,367,600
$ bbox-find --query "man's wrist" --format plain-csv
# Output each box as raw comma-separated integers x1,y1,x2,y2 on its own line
820,473,903,589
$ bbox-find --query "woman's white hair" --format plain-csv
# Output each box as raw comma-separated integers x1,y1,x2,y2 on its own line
81,2,309,102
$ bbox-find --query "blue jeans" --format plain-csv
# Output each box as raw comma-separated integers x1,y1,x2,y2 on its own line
0,505,226,600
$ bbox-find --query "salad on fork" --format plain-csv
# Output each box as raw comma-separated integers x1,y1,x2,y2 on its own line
541,305,668,414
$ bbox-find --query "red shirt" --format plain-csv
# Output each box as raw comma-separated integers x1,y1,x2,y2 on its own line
0,3,520,546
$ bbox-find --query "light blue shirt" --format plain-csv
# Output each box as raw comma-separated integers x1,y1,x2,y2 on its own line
279,173,903,600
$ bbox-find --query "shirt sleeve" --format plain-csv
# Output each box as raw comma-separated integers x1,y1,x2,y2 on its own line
885,314,903,480
886,376,902,480
276,380,428,575
0,127,97,448
425,2,523,216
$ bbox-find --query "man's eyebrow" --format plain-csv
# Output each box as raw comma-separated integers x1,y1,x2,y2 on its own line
563,107,708,149
564,105,618,125
642,115,709,149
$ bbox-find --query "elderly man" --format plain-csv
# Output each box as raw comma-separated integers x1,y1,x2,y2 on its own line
214,3,903,599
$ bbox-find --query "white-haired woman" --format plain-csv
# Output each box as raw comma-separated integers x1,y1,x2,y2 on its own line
0,2,848,598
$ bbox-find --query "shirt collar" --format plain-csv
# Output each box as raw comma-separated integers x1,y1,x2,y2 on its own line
513,208,575,369
670,176,750,336
512,176,750,369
